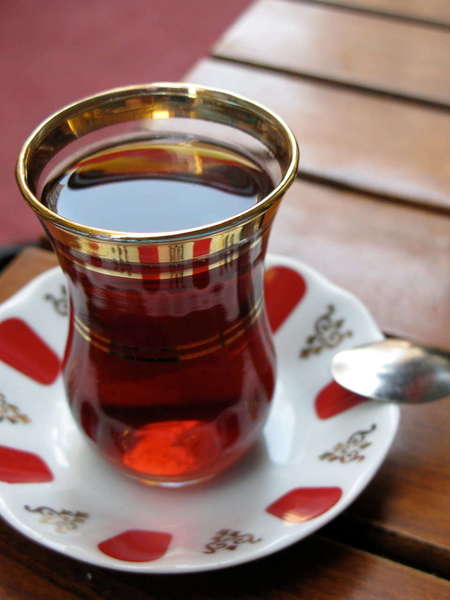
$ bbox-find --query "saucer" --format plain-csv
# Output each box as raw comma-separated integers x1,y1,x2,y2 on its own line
0,254,399,573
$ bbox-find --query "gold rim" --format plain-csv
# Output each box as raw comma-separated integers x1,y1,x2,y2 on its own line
16,82,299,243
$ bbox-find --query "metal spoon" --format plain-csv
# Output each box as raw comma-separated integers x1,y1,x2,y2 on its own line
331,338,450,404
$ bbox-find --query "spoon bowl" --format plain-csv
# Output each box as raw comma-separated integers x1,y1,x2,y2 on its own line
332,338,450,404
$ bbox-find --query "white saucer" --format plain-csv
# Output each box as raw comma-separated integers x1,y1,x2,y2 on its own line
0,254,399,573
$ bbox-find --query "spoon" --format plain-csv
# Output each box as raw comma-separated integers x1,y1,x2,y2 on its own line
331,338,450,404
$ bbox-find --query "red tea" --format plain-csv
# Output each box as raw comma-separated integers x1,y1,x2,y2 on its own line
43,136,276,485
43,138,269,231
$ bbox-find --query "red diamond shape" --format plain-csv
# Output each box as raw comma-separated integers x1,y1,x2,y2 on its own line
316,381,366,419
266,487,342,522
0,445,53,483
264,266,307,333
0,318,60,384
98,529,172,562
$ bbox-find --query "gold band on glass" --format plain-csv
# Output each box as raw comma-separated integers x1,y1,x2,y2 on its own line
73,296,263,361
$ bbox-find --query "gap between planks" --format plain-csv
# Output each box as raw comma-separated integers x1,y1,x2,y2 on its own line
289,0,450,29
211,55,450,114
322,517,450,581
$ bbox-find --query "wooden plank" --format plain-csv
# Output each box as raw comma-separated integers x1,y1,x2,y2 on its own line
1,520,449,599
186,59,450,211
0,522,149,600
0,247,57,303
306,0,450,27
325,513,450,580
0,555,81,600
269,179,450,350
117,535,450,599
352,399,450,553
214,0,450,106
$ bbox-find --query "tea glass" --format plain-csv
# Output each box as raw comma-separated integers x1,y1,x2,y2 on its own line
16,83,299,486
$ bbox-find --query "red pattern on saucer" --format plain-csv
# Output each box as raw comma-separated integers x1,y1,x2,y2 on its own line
0,445,53,483
264,266,307,332
0,318,60,384
266,487,342,522
315,381,366,419
98,529,172,562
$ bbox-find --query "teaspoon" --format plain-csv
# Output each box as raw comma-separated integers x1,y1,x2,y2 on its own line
331,338,450,404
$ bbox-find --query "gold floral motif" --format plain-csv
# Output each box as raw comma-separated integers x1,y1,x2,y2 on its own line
24,505,89,533
300,304,352,358
203,529,262,554
319,424,377,463
44,285,68,316
0,393,30,424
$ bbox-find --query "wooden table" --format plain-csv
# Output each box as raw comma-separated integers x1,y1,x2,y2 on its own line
1,1,449,597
